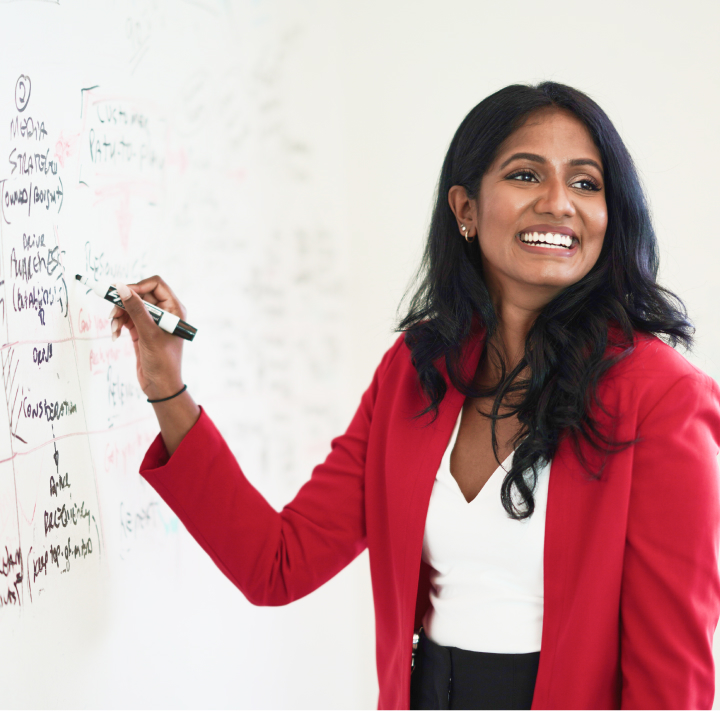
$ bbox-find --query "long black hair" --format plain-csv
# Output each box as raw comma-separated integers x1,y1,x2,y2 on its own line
397,81,693,520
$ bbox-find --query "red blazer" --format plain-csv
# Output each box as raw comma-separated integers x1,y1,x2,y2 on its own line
140,328,720,709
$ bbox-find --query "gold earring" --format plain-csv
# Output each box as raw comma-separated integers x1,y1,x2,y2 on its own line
461,224,471,242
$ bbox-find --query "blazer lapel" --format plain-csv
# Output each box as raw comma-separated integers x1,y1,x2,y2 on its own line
400,328,486,630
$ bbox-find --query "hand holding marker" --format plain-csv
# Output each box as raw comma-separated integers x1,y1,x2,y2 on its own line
76,275,197,341
77,274,201,451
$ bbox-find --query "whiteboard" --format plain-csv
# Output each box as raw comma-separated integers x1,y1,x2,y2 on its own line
0,0,367,709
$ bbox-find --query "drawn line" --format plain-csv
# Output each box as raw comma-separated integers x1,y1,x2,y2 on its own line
128,40,149,66
9,358,19,400
80,85,100,117
0,414,155,465
60,222,109,557
10,384,20,430
1,333,118,350
130,45,150,76
0,179,23,606
0,179,8,225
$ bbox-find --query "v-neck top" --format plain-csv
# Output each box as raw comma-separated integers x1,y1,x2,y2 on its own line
421,406,551,653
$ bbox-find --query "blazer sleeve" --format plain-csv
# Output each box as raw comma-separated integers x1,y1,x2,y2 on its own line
620,370,720,709
139,335,405,606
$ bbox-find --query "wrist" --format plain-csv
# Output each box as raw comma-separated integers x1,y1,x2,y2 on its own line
151,391,201,456
145,379,185,402
147,384,187,404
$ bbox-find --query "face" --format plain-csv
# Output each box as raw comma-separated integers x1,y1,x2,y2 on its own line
450,108,607,311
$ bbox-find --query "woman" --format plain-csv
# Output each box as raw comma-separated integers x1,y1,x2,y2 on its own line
111,82,720,710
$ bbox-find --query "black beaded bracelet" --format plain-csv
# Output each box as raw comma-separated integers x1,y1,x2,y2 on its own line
147,384,187,404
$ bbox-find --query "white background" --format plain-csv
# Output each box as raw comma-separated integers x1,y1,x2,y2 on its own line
1,0,719,710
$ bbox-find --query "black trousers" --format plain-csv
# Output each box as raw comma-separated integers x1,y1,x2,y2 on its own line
410,628,541,710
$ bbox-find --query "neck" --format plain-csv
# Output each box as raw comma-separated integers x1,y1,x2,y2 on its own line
493,304,536,367
482,281,555,385
485,273,559,377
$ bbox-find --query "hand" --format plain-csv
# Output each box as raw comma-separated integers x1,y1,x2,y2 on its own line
110,276,187,401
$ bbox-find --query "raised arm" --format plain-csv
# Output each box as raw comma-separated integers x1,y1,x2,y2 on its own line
114,275,403,605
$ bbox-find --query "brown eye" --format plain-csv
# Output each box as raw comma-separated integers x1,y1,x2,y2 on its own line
571,178,601,192
507,170,538,183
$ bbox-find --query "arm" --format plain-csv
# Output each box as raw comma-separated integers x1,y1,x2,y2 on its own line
620,371,720,709
139,335,404,606
114,273,403,605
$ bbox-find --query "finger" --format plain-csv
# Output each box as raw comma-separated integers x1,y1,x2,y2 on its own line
128,280,182,318
125,276,187,320
111,313,131,337
111,315,128,342
116,315,136,339
128,276,180,307
114,283,158,338
127,320,139,344
137,292,159,307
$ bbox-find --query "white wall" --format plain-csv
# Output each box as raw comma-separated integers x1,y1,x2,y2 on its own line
1,0,718,710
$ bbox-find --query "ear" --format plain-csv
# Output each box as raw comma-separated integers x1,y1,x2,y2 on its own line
448,185,477,238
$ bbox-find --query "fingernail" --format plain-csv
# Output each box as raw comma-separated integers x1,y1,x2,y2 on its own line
111,331,117,343
109,307,118,319
111,319,119,333
115,282,131,300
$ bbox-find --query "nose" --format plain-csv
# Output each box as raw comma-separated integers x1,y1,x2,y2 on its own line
534,176,575,219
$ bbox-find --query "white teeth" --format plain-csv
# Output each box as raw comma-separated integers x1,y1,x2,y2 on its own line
520,232,573,248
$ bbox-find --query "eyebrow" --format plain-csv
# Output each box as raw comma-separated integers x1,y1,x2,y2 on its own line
498,152,604,176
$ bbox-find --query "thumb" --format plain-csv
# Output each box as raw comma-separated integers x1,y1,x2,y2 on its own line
114,282,156,334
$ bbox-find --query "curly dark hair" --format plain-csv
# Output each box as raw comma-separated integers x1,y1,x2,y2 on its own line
397,81,693,520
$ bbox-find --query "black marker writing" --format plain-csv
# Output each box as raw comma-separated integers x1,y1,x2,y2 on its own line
21,395,78,422
44,501,90,536
8,147,58,177
49,472,70,497
33,343,53,367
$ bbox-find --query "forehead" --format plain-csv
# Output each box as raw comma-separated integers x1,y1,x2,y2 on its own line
494,108,602,166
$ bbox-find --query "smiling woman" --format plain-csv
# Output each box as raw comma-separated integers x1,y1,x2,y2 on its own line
396,83,720,708
400,83,695,523
114,81,720,710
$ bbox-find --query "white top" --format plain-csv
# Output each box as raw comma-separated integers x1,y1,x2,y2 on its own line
421,406,551,653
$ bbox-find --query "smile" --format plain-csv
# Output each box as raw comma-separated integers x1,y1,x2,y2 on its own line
514,232,579,258
519,232,575,248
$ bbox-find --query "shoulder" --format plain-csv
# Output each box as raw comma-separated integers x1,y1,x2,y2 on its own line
361,333,414,403
610,330,707,383
375,333,411,380
367,332,430,417
605,330,720,423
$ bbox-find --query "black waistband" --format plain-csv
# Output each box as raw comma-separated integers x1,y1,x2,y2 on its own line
410,628,541,710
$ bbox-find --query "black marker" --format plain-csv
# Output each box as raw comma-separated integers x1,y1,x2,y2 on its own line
75,274,197,341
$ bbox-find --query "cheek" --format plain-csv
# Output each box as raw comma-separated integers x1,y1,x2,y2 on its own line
477,191,522,243
594,208,608,237
584,205,608,258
